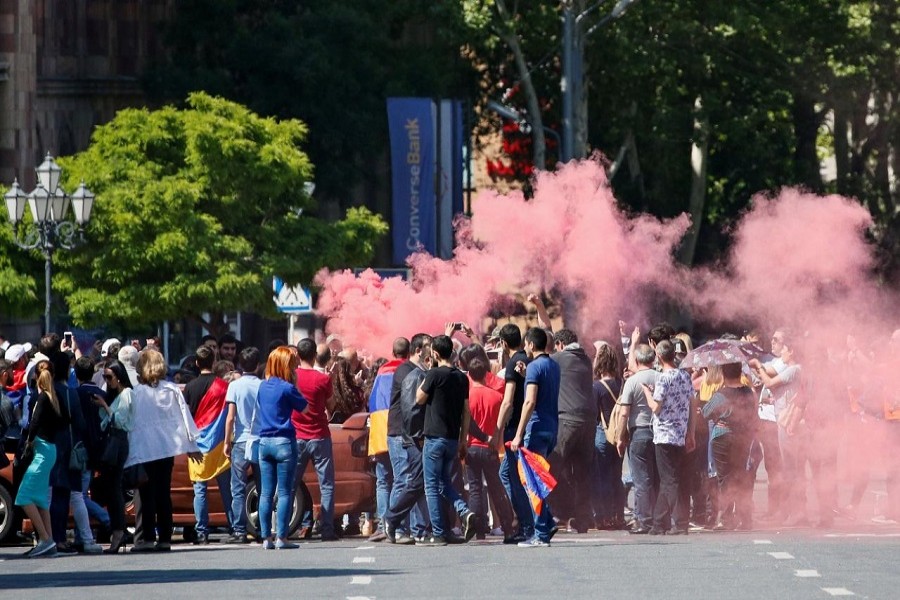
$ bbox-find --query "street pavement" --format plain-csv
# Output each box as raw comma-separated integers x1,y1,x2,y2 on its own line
2,524,899,599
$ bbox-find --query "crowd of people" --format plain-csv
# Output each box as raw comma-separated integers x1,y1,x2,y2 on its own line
1,304,898,557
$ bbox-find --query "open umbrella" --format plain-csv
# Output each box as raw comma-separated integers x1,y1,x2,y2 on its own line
678,339,767,369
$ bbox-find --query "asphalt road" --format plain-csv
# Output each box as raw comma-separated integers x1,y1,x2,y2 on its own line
2,524,899,599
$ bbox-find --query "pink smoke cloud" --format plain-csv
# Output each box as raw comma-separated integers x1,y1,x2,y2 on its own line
314,160,691,356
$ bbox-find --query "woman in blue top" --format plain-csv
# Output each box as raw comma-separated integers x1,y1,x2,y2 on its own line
256,346,308,549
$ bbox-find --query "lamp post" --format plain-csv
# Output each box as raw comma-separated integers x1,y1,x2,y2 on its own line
561,0,640,162
4,153,95,333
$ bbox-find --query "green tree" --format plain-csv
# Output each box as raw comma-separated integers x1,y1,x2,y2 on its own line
54,92,387,337
0,207,40,316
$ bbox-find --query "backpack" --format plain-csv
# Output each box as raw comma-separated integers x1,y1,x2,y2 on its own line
0,392,15,439
598,379,627,446
400,367,427,445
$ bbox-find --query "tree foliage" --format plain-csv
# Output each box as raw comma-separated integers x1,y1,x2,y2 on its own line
145,0,476,204
54,93,387,335
0,205,40,316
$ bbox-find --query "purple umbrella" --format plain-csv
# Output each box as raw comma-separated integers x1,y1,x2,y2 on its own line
678,339,768,369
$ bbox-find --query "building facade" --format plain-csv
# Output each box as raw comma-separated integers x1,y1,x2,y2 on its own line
0,0,170,186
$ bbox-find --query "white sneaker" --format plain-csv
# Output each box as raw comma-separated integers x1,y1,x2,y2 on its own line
517,537,550,548
490,527,504,537
262,540,275,549
29,539,58,558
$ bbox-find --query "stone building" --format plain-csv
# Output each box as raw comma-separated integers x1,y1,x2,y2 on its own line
0,0,171,186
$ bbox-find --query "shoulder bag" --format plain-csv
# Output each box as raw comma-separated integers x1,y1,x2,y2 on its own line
69,422,89,472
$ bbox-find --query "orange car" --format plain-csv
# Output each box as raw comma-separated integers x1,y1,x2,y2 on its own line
0,455,15,542
6,412,375,541
171,412,375,539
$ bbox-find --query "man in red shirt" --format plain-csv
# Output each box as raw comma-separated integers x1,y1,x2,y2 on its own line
293,338,338,541
465,357,515,540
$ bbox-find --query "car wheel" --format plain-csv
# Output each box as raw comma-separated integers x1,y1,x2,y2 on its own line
245,479,305,539
0,484,13,543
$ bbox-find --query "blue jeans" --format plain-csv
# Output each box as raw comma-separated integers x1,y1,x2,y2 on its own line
387,435,411,535
500,431,535,538
296,437,336,537
524,429,557,542
389,435,428,536
373,453,393,532
230,441,250,535
82,470,110,527
193,470,234,535
259,437,298,540
628,427,657,528
422,437,469,538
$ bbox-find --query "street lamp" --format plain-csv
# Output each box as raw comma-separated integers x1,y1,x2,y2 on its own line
4,153,95,333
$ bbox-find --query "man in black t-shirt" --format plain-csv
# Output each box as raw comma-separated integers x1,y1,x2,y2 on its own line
491,324,534,543
415,335,476,546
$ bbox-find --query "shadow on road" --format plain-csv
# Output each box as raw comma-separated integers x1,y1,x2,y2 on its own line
0,567,398,589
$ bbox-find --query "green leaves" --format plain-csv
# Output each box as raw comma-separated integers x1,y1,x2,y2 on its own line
53,92,385,330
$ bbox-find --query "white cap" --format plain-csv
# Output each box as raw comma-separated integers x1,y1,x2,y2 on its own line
5,343,32,363
101,338,122,358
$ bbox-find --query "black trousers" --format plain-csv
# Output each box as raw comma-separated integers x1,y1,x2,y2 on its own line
465,446,514,535
711,434,753,525
133,457,174,544
653,443,689,530
552,420,596,529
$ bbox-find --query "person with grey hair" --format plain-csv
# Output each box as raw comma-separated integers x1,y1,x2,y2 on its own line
117,345,141,388
615,343,659,534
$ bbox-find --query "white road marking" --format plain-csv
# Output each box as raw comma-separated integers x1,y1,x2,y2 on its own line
568,537,615,543
353,556,375,564
821,588,855,596
767,551,795,559
354,545,375,550
824,532,900,538
794,570,821,578
753,539,773,545
350,576,373,585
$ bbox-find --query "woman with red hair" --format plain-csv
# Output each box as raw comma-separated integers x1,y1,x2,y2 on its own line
256,346,308,549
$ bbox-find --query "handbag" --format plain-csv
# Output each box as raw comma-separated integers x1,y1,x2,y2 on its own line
123,463,149,489
69,422,89,471
599,379,626,446
100,427,129,467
13,439,34,470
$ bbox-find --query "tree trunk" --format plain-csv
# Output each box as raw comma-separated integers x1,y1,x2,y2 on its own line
678,95,709,267
791,92,824,192
833,103,850,196
192,311,230,341
496,0,546,170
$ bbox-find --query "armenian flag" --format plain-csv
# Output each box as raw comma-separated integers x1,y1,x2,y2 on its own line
367,359,404,456
187,377,231,482
516,446,557,515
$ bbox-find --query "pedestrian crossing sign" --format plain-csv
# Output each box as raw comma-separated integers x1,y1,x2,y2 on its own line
273,277,313,313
